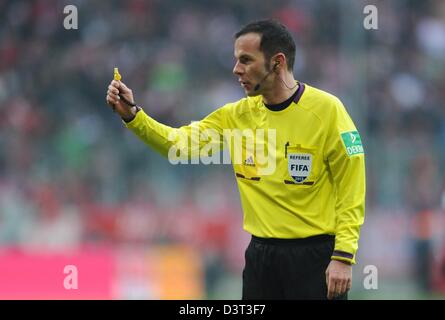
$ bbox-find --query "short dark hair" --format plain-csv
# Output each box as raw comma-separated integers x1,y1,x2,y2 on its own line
235,19,296,71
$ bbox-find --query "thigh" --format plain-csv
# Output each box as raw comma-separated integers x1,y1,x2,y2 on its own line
280,241,334,300
242,241,282,300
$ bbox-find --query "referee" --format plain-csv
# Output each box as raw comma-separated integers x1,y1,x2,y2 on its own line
106,20,366,300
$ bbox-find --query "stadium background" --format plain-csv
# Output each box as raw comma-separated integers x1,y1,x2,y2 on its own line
0,0,445,299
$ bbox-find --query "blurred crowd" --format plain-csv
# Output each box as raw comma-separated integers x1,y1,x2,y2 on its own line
0,0,445,297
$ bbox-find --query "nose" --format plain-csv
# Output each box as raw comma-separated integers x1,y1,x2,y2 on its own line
233,61,243,76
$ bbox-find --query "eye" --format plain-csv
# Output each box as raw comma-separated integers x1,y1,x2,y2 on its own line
239,56,251,64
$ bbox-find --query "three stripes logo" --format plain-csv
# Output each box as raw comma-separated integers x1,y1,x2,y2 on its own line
244,155,255,167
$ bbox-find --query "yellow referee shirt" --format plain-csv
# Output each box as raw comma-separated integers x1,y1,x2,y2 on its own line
124,83,366,264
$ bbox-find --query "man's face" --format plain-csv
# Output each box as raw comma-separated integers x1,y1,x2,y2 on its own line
233,33,270,96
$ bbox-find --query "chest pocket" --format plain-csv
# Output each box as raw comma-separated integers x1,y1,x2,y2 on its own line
284,144,320,186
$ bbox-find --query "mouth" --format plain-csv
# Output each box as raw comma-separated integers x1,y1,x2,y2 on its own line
239,80,250,89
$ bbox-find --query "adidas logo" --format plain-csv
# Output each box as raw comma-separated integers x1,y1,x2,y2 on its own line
244,155,255,166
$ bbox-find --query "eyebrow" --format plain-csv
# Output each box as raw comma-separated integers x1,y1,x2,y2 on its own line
235,53,255,60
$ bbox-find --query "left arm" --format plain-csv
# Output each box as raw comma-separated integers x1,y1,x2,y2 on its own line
324,98,366,298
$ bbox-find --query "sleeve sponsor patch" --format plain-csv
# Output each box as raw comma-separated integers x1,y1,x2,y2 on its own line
340,131,364,156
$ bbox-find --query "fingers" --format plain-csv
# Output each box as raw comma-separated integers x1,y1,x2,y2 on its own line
327,275,337,300
106,94,117,107
111,80,120,89
346,278,352,291
326,260,353,300
119,81,130,92
330,278,351,299
111,79,131,94
109,80,133,99
338,278,347,297
108,84,119,94
326,272,351,299
106,85,120,106
106,80,135,116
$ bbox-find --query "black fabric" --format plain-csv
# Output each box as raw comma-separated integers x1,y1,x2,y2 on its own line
264,85,300,111
242,235,348,300
264,82,304,112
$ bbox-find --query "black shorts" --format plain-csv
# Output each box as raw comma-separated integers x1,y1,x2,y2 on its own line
242,234,348,300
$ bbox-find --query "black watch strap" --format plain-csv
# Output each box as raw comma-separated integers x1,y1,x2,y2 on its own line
118,94,137,107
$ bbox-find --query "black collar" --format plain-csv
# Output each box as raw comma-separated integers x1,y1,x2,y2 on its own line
264,83,305,112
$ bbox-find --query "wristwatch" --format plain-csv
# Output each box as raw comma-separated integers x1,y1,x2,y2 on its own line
122,105,141,123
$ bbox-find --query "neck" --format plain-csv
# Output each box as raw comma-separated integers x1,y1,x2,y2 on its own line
262,72,298,105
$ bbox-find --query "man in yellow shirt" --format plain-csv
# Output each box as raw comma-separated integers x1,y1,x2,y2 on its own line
106,20,365,300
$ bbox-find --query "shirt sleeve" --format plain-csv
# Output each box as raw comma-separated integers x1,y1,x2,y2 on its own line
123,106,226,160
324,98,366,265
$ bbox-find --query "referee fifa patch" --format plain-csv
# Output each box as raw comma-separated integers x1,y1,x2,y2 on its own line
288,153,312,183
341,131,364,156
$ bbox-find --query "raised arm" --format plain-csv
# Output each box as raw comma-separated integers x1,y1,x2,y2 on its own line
106,79,226,159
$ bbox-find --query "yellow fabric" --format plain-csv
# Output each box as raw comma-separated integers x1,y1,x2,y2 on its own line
124,84,366,264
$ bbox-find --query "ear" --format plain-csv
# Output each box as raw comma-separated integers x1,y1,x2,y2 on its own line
271,53,286,71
